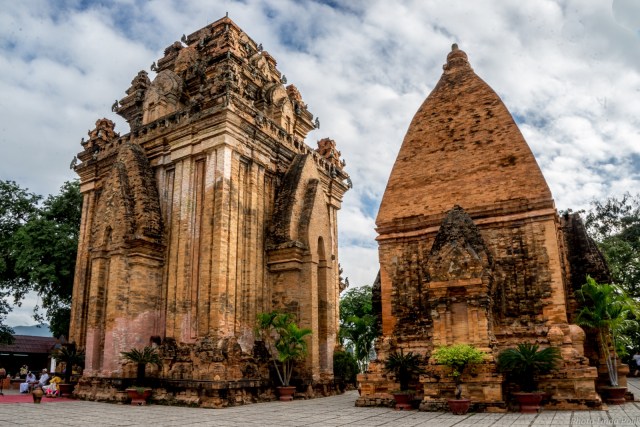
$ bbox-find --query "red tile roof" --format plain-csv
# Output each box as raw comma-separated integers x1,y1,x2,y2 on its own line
0,335,58,354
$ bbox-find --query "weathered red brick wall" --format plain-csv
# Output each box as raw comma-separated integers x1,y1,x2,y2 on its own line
70,16,349,395
361,45,601,411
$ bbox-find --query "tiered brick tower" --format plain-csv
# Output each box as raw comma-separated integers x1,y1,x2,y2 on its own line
358,45,606,411
69,16,350,406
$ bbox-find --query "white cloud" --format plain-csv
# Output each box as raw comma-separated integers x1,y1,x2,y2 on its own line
1,0,639,324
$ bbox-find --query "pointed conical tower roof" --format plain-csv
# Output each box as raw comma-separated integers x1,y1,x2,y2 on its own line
377,45,553,229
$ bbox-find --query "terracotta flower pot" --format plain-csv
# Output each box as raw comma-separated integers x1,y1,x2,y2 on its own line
126,388,152,406
602,386,627,405
447,398,471,415
276,386,296,401
513,392,544,413
392,392,413,410
32,387,44,404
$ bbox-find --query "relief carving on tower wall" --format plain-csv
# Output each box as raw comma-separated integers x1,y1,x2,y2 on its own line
389,240,432,340
484,222,553,328
142,70,186,124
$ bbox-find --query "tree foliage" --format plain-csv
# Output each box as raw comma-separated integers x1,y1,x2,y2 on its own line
256,311,312,386
0,290,15,344
574,276,640,386
0,180,81,339
585,193,640,298
433,344,485,398
339,285,379,373
121,346,161,385
333,350,358,385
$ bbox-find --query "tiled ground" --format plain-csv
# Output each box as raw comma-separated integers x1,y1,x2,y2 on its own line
1,378,640,426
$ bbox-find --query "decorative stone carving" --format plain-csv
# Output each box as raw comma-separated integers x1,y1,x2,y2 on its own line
316,138,344,169
84,118,117,150
142,70,185,124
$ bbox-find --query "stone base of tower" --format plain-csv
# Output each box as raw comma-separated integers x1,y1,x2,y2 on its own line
420,363,506,412
74,334,346,407
74,376,346,408
357,355,603,412
355,360,506,411
355,362,395,407
537,369,603,410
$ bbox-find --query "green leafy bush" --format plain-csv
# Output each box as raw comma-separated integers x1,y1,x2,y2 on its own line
433,344,484,399
333,350,358,385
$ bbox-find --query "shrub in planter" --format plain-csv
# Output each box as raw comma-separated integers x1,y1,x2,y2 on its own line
256,311,312,401
383,349,426,410
121,346,161,405
497,343,561,413
574,276,639,403
433,344,485,415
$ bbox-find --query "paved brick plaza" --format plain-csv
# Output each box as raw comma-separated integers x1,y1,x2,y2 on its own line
2,379,640,426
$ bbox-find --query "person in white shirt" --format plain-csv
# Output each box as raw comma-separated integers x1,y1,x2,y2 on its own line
19,372,36,393
36,369,49,388
632,352,640,376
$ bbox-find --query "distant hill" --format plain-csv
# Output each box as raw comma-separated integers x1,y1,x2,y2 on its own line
12,324,52,337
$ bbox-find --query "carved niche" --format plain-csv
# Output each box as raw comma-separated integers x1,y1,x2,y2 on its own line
425,206,495,349
142,70,185,124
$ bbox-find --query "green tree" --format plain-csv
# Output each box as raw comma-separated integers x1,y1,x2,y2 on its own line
574,276,640,387
0,180,81,338
585,193,640,297
340,285,373,320
0,181,40,342
256,311,312,386
0,290,15,344
339,285,379,372
333,350,358,385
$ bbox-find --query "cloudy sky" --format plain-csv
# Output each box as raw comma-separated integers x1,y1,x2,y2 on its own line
1,0,639,326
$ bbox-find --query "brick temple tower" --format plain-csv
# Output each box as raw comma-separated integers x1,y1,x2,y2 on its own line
69,16,350,405
358,45,608,411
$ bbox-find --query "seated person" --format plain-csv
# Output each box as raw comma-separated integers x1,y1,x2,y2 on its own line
43,375,62,397
19,372,37,393
36,369,49,389
631,352,640,377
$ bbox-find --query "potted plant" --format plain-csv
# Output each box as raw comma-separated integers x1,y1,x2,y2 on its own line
497,343,561,413
433,344,485,415
383,349,425,410
574,275,639,404
53,344,85,397
121,345,161,405
256,311,312,401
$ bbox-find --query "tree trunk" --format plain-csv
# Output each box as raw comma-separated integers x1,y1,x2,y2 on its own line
137,363,146,384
